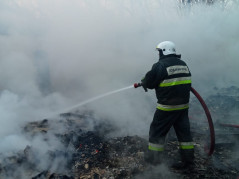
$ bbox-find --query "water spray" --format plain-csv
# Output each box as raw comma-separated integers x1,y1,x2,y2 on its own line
134,83,215,156
47,85,134,118
63,85,134,112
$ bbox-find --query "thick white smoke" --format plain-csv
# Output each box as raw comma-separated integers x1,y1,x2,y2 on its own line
0,0,238,163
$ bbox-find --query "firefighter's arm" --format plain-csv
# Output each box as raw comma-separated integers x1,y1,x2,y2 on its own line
141,63,165,91
141,64,158,91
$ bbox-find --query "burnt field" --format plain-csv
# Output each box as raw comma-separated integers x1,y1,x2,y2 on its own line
0,86,239,179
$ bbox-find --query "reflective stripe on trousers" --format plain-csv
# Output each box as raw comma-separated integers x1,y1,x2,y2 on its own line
157,103,189,111
179,142,195,149
148,142,164,151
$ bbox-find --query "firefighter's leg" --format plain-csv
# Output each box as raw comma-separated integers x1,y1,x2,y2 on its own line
145,110,174,165
173,109,194,165
144,142,164,165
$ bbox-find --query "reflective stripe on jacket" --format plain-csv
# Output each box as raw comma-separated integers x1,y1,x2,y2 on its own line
141,54,191,110
159,77,191,87
157,103,189,111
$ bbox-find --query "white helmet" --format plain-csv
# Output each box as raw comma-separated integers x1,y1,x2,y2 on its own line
156,41,176,55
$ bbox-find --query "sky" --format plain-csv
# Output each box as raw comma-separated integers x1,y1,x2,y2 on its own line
0,0,238,156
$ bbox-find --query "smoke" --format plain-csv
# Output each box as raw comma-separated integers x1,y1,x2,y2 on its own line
0,0,239,177
134,164,178,179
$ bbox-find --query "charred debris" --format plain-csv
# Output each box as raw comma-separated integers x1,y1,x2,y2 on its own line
0,86,239,179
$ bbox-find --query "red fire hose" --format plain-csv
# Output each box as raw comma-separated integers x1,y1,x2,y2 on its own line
134,83,215,156
190,87,215,156
219,123,239,128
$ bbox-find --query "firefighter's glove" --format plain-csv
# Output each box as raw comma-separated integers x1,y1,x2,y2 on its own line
141,83,148,92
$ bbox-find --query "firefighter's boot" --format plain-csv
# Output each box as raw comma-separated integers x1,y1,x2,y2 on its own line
171,148,195,169
144,149,163,165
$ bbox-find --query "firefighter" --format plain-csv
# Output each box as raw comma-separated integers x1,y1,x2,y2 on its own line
141,41,194,168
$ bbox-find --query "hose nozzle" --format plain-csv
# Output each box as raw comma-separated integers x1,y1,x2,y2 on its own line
134,83,142,88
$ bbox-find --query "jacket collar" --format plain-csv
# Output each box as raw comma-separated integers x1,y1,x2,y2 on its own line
159,54,181,60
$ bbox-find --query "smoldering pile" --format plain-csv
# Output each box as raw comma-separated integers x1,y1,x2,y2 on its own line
0,87,238,179
0,112,148,179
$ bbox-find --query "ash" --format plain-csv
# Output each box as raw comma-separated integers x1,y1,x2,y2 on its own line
0,87,239,179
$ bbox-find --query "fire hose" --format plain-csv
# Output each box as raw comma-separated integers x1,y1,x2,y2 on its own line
219,123,239,129
190,87,215,156
134,83,215,156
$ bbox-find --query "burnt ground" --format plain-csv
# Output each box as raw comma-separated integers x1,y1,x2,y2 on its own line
0,86,239,179
0,112,238,179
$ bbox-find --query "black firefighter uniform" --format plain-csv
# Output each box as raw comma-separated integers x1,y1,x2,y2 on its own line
141,54,194,164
